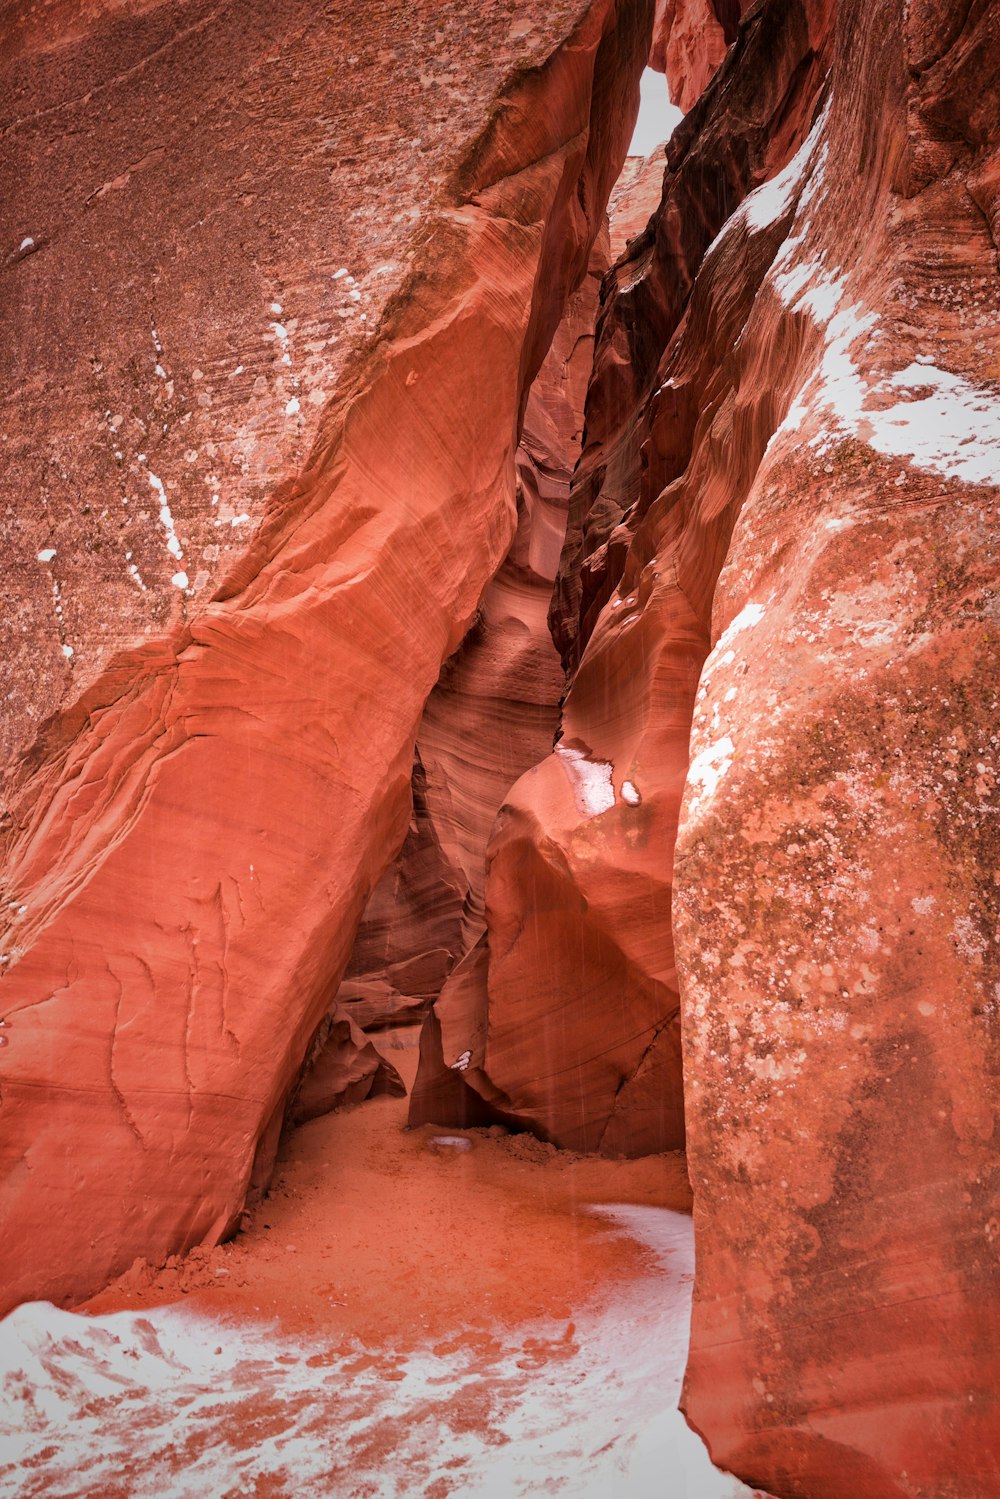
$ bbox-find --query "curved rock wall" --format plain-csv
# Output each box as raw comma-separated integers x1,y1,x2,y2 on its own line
333,237,607,1039
415,0,837,1155
0,0,655,1313
416,0,999,1489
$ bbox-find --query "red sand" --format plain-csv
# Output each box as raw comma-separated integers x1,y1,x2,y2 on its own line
83,1029,693,1352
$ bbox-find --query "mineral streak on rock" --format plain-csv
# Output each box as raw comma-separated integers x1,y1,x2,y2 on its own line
0,0,655,1312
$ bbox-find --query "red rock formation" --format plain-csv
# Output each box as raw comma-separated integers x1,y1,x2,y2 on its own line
650,0,746,111
0,0,655,1313
607,150,668,258
674,2,1000,1492
335,234,607,1042
418,0,837,1156
289,1009,404,1129
421,0,1000,1490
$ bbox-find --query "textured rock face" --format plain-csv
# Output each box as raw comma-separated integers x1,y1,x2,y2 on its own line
421,0,837,1156
416,0,999,1489
607,149,668,258
334,239,606,1040
674,2,1000,1491
0,0,654,1312
650,0,745,110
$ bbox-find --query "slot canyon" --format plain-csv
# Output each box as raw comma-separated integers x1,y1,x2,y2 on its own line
0,0,997,1494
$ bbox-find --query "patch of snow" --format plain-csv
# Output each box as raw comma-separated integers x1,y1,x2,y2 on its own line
170,571,189,590
0,1208,752,1499
60,644,74,660
125,551,147,592
621,780,642,807
768,246,997,485
862,362,1000,486
145,470,185,564
284,397,301,416
716,600,766,654
449,1051,472,1073
36,548,56,564
555,744,616,819
705,100,831,264
19,236,34,252
686,736,735,811
743,104,828,231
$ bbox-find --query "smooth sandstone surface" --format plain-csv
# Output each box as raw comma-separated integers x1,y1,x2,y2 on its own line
650,0,745,110
334,236,607,1043
0,0,655,1312
2,0,997,1493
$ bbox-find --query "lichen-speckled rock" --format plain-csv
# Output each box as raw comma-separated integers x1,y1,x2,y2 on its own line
0,0,655,1312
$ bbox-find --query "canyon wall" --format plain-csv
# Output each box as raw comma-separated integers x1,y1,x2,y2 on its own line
416,0,1000,1492
416,0,837,1155
650,0,746,110
332,237,607,1041
3,0,997,1492
0,0,655,1312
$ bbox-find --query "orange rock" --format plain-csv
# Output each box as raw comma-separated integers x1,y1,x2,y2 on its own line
0,0,655,1312
341,232,608,1050
650,0,746,112
437,0,837,1162
443,0,1000,1490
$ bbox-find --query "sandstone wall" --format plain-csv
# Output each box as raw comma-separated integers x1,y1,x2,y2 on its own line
415,0,1000,1489
0,0,655,1312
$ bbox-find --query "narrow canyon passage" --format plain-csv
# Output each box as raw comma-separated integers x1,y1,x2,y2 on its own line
2,0,998,1496
4,45,736,1497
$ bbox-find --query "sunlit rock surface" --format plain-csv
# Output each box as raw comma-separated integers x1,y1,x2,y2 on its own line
0,0,656,1312
650,0,746,111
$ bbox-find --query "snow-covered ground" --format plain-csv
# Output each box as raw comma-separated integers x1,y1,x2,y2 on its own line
0,1207,750,1498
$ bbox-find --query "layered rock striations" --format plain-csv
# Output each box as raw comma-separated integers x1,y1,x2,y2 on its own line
416,0,999,1490
650,0,746,111
333,239,607,1041
0,0,655,1312
416,0,838,1155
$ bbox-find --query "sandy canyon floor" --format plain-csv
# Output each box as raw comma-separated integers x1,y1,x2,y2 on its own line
1,1032,761,1497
